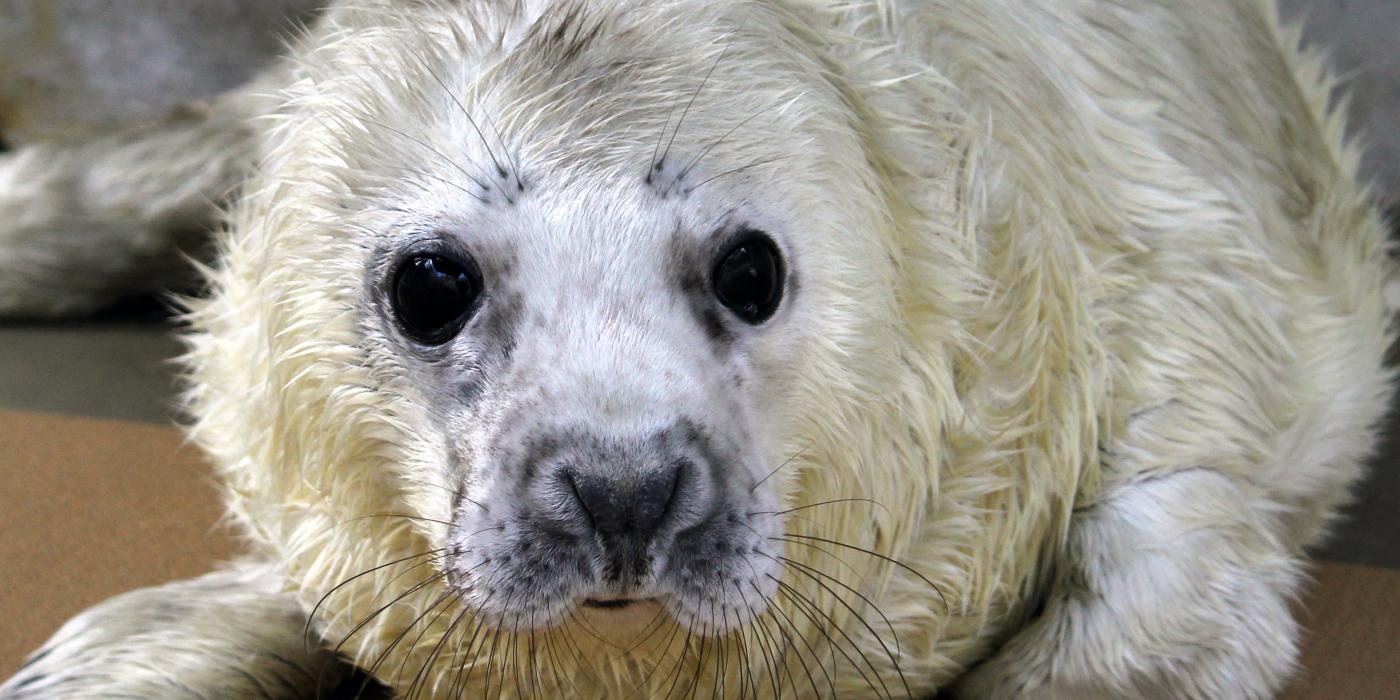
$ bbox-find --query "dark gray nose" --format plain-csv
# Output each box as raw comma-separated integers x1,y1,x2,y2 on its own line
565,462,684,541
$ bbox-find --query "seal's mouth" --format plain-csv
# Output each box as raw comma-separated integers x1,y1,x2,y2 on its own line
581,597,657,610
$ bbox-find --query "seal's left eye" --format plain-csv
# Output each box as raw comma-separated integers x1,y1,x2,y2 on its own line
391,252,482,344
712,232,784,324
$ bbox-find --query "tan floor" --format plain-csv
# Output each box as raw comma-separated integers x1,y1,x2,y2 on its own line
1,408,1397,696
0,410,234,677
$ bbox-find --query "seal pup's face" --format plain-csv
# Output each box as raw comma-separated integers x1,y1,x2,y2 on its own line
370,162,793,631
342,1,845,638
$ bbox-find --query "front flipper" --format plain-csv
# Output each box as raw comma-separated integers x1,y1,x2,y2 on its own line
0,562,384,699
953,469,1302,699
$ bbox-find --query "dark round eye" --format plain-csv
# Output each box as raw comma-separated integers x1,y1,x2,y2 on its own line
391,252,482,344
712,232,784,324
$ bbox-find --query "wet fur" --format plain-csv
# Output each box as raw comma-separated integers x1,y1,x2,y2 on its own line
1,1,1395,698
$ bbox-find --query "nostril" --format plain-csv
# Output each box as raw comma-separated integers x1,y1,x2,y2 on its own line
562,470,598,531
633,460,685,537
568,470,632,536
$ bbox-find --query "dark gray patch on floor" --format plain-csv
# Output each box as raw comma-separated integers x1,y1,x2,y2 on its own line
1312,299,1400,569
1316,419,1400,569
0,301,184,424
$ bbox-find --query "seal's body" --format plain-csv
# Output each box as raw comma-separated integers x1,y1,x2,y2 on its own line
1,1,1393,698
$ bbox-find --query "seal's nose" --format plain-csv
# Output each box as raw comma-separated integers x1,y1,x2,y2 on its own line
565,462,684,541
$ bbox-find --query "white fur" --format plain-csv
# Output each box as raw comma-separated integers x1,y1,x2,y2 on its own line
1,1,1393,698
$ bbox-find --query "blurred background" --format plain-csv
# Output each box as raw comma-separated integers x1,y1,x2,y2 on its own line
0,1,1395,697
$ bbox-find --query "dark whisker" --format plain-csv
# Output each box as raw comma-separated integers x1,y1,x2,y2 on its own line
359,587,456,696
751,442,813,493
509,607,525,700
450,591,499,698
410,593,471,700
728,580,777,698
479,591,514,699
680,613,709,700
418,58,509,179
750,497,888,518
691,157,787,191
730,554,787,697
773,554,910,698
625,615,685,700
770,575,892,700
758,581,836,699
659,619,696,700
777,554,903,659
304,547,449,650
401,590,468,698
649,93,683,182
346,512,455,527
754,595,826,700
555,613,604,693
371,163,489,204
332,570,447,656
622,604,675,655
657,13,748,172
665,104,775,197
477,83,526,191
360,117,513,202
777,533,947,609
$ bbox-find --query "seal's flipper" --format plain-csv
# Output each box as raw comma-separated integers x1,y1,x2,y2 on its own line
0,97,256,318
0,562,381,699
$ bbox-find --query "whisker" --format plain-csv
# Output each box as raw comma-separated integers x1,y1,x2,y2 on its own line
691,157,786,191
665,104,774,197
657,12,749,172
633,604,677,652
770,575,892,700
431,594,480,699
758,580,835,699
777,534,947,609
556,615,606,694
649,93,683,183
774,555,910,698
751,442,813,494
418,59,509,179
541,611,583,697
750,497,888,518
450,590,499,698
371,163,488,204
304,547,449,650
479,592,515,699
659,619,696,700
728,580,776,698
359,587,456,691
477,83,526,191
738,520,876,599
359,117,513,202
411,588,478,698
507,608,523,700
681,614,710,700
755,601,822,700
332,570,447,656
731,554,787,697
625,615,685,700
344,512,455,527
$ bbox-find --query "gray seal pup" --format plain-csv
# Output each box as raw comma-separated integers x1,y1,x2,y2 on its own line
1,1,1393,697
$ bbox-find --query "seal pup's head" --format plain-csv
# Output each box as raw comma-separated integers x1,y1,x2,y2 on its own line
191,0,962,695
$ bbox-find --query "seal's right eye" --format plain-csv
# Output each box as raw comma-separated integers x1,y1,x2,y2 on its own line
391,252,483,344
